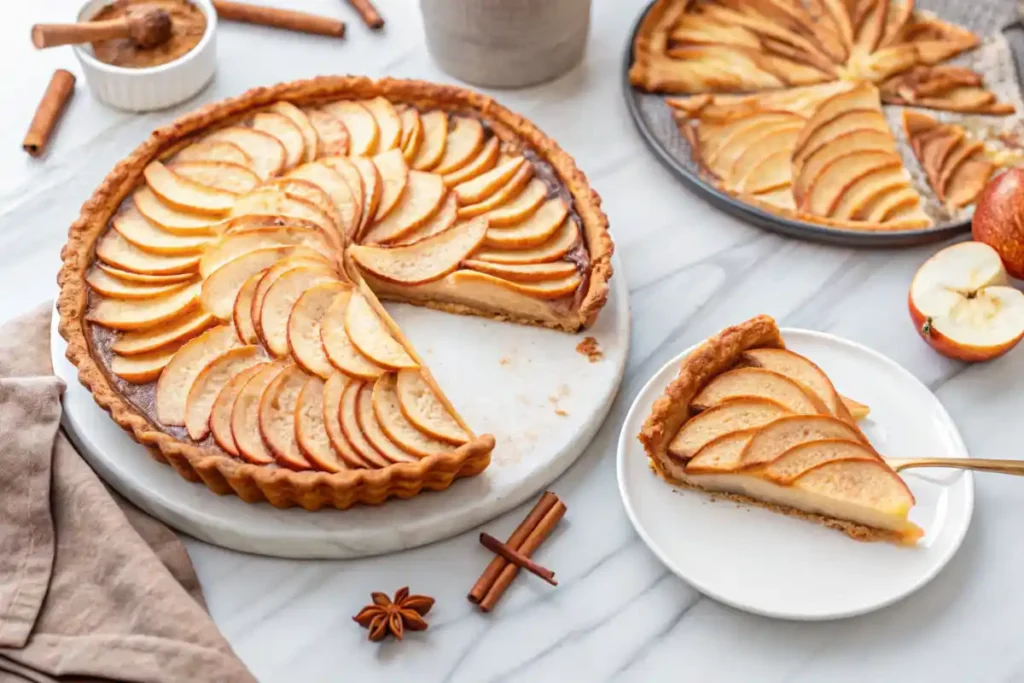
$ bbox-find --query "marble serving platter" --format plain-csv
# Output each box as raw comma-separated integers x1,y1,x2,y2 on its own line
50,255,630,559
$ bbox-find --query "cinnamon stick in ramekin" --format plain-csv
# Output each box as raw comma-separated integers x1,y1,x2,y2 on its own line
23,70,75,157
345,0,384,29
212,0,345,38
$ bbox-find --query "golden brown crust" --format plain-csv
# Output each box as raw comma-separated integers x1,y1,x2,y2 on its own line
637,315,784,469
57,75,612,510
628,0,689,92
648,459,910,544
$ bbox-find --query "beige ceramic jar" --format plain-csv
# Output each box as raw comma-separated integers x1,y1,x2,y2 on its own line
420,0,591,88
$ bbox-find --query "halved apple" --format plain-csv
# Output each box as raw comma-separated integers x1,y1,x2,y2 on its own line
96,263,195,285
259,267,341,357
144,161,237,216
412,110,448,171
88,282,201,330
200,246,304,320
295,376,347,471
111,343,185,383
167,161,261,195
361,171,446,244
483,201,569,249
111,307,214,356
355,383,418,463
321,290,388,380
259,364,313,470
395,369,470,444
668,396,793,460
288,281,351,378
692,367,827,414
323,101,379,156
453,156,526,205
269,101,318,163
155,325,240,425
390,192,458,245
351,156,383,237
399,107,423,162
372,373,453,457
339,379,391,467
210,362,269,455
443,136,499,187
200,227,332,278
175,140,251,167
372,148,410,222
287,162,360,238
433,117,485,175
229,188,337,237
344,293,418,370
473,216,579,264
232,272,262,343
132,187,220,235
204,126,286,179
230,360,289,464
321,372,367,470
86,267,192,300
113,206,213,256
909,241,1024,361
304,108,350,156
350,217,488,285
251,111,305,169
184,345,265,440
449,269,581,300
361,97,402,151
461,259,577,282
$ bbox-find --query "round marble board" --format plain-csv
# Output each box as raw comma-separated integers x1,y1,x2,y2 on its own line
51,255,629,559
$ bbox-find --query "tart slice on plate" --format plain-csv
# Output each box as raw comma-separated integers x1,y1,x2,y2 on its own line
638,315,923,544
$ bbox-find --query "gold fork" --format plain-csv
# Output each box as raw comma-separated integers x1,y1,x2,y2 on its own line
884,457,1024,476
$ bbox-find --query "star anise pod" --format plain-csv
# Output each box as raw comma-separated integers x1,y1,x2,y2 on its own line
353,587,435,642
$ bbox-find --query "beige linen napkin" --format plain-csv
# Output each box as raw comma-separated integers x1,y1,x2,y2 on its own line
0,304,255,683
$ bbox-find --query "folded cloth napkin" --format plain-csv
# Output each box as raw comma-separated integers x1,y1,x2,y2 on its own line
0,304,255,683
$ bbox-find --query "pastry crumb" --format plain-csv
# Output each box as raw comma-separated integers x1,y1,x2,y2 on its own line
554,409,568,417
499,357,511,366
576,336,603,362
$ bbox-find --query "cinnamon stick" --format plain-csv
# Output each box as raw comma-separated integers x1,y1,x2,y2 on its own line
480,533,557,586
23,70,75,157
212,0,345,38
345,0,384,30
468,491,558,604
479,499,566,612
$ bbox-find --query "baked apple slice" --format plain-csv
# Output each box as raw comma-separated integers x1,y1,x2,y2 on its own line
473,216,578,264
143,161,237,216
184,345,265,440
251,111,305,169
361,171,446,244
443,137,499,187
262,178,343,238
110,343,186,383
113,206,213,256
320,290,388,381
200,246,312,320
484,201,569,249
259,364,313,470
742,416,868,472
269,101,318,163
111,307,214,356
398,106,423,162
96,263,195,285
725,126,802,192
433,117,485,175
350,217,488,285
344,293,418,370
288,281,350,378
478,178,546,227
321,372,367,470
205,126,286,179
210,362,269,456
462,259,578,282
372,373,453,457
372,148,410,221
232,273,262,343
453,156,526,206
86,267,192,300
230,360,289,465
229,188,338,237
449,270,582,300
339,379,391,467
175,140,251,167
287,162,360,238
323,101,379,156
802,150,903,216
668,397,793,461
350,156,383,237
304,108,350,156
793,131,897,206
155,325,240,426
362,97,403,151
457,163,533,219
390,192,458,245
691,367,827,414
355,383,418,463
395,369,470,444
167,161,261,195
295,376,348,471
412,110,448,171
249,257,335,339
200,226,333,278
88,282,201,330
258,266,342,356
132,187,220,235
830,166,909,220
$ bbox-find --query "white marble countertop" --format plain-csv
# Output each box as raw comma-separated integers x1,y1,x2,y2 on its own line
4,1,1024,681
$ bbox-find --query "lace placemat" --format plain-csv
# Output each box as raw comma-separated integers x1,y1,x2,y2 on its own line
630,0,1024,234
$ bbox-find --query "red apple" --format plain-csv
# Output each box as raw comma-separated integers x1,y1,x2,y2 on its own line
972,168,1024,279
909,241,1024,362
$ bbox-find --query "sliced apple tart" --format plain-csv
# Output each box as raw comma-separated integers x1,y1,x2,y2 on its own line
57,76,613,510
903,110,997,210
631,0,1018,232
638,315,923,544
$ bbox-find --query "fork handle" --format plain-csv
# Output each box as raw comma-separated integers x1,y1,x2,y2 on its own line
886,457,1024,476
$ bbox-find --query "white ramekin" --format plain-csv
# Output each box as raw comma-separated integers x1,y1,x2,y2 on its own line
73,0,217,112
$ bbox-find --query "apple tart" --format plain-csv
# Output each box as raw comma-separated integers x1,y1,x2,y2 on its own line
631,0,1019,231
57,76,613,510
638,315,923,544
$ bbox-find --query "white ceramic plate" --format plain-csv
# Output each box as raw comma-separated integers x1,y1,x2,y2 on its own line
617,328,973,621
52,255,629,559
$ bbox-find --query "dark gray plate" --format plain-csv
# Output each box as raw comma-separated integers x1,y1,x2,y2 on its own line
622,1,979,247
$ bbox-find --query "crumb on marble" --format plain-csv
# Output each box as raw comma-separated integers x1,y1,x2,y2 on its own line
576,336,603,363
499,357,511,366
554,408,568,417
